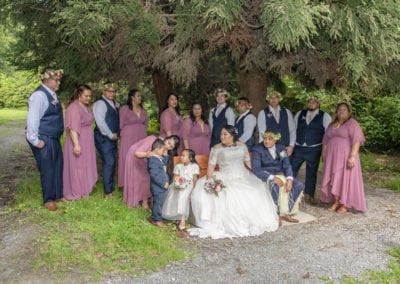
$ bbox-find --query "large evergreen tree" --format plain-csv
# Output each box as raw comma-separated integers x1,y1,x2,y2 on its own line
1,0,400,113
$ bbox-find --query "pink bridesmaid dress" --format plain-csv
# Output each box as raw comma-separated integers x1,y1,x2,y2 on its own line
117,105,148,187
63,101,98,200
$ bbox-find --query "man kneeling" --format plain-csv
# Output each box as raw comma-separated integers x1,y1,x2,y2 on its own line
251,131,304,224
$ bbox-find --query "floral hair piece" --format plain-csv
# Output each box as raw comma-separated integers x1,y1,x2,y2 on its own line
307,95,320,103
39,69,63,81
265,90,282,101
104,82,117,91
214,88,229,98
262,131,281,141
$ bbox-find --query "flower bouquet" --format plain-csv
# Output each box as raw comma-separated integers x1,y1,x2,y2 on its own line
204,175,225,196
173,175,190,190
279,150,288,160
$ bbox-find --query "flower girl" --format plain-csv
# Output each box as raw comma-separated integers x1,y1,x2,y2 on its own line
162,149,199,231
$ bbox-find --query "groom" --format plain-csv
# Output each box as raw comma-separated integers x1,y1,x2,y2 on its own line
251,131,304,224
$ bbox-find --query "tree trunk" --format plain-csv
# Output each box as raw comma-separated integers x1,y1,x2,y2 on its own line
239,69,268,117
152,69,172,114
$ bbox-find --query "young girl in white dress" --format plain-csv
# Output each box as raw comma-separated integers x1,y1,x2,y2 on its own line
162,149,200,231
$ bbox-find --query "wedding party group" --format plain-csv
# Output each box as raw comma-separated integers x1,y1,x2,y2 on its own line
26,67,367,239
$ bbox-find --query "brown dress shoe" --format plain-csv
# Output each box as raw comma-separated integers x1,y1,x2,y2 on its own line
149,219,167,227
44,202,57,211
282,215,299,223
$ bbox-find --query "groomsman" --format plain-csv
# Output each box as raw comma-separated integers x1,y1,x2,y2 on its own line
93,82,120,197
26,67,65,211
291,96,331,204
257,90,296,156
235,97,256,151
209,88,235,148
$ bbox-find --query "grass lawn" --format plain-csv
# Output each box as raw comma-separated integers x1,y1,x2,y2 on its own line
11,176,190,280
0,108,27,125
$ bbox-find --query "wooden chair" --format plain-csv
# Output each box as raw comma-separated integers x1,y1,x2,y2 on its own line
173,154,210,178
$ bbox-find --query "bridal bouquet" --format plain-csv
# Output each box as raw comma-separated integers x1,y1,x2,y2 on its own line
173,175,191,190
204,175,225,196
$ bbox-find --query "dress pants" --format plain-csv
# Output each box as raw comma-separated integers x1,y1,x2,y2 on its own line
94,131,117,194
150,186,165,222
291,145,322,197
28,135,63,203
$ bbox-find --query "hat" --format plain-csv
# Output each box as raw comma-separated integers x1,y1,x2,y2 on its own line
262,131,281,141
265,90,282,101
39,68,63,81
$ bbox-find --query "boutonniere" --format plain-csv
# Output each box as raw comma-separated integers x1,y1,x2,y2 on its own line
279,150,288,160
301,115,306,120
267,113,273,118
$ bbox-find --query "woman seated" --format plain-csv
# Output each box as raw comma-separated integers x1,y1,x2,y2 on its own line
188,125,279,239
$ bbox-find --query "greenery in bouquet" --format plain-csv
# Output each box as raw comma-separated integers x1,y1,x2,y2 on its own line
173,175,191,190
204,175,225,196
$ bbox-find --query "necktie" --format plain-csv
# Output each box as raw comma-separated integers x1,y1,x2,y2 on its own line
306,112,312,124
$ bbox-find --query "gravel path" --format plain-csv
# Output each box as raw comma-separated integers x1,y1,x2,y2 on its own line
1,119,399,283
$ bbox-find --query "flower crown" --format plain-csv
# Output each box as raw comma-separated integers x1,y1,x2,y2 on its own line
39,69,63,81
265,89,282,101
263,131,281,141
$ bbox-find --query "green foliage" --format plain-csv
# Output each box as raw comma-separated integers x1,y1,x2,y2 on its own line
0,108,27,124
0,71,38,108
261,0,331,51
192,0,247,33
352,95,400,150
14,176,189,278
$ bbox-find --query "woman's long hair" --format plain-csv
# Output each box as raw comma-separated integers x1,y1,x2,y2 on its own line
329,102,353,127
161,93,181,115
126,89,143,110
69,84,92,106
189,101,208,124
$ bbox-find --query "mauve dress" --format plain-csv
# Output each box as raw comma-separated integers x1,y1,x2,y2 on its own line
118,105,148,187
160,108,183,154
181,118,211,155
123,135,158,207
63,100,98,200
320,118,367,212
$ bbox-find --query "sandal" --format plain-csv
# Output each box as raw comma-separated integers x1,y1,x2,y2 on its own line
327,202,340,212
337,206,348,214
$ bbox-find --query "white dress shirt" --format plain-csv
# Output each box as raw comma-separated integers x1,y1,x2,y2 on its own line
208,103,235,131
236,110,257,143
257,106,296,145
93,96,118,139
26,84,58,146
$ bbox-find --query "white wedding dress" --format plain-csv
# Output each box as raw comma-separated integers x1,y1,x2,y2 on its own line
188,144,279,239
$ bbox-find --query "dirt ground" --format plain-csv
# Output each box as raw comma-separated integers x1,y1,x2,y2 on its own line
0,119,399,283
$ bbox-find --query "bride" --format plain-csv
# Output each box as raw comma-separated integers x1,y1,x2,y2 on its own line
188,125,279,239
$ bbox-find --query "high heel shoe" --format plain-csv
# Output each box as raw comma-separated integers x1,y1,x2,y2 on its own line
328,202,340,212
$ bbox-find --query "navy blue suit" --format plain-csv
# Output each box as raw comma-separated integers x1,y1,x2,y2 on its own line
251,143,303,215
94,97,119,194
148,156,169,222
28,85,64,203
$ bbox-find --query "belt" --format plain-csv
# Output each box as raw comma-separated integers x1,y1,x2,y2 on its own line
295,143,322,148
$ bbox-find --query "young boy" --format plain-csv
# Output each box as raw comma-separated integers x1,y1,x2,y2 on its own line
147,138,169,227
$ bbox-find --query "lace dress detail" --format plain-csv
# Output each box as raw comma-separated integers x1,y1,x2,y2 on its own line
188,144,279,239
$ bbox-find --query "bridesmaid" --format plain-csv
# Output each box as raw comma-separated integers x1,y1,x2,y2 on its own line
159,93,183,155
63,84,98,200
181,101,211,155
123,135,180,208
117,89,148,187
